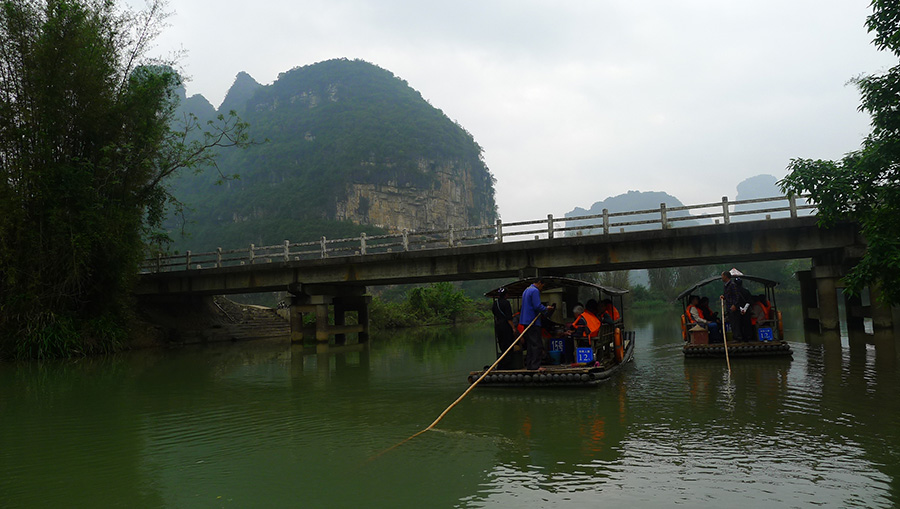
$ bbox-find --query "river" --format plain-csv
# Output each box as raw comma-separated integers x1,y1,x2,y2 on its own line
1,308,898,508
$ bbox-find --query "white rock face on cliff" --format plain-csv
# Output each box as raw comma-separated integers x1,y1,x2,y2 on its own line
334,159,492,231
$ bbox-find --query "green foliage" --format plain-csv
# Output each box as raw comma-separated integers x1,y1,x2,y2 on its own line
369,298,418,329
780,2,900,305
406,282,472,322
370,282,484,329
0,0,249,359
629,284,653,303
647,266,712,302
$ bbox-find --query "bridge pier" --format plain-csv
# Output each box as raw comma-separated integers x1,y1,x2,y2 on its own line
812,262,842,331
288,285,370,344
868,285,896,330
844,291,865,331
801,256,896,333
797,270,819,330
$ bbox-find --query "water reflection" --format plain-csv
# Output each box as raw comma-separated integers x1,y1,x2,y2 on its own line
0,312,898,507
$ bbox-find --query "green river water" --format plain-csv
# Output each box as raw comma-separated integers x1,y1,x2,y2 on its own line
1,308,898,508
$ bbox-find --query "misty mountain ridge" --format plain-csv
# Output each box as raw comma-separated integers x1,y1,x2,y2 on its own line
565,190,694,234
736,174,780,200
564,175,789,233
168,58,497,253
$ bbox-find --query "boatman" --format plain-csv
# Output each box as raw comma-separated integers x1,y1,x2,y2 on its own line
720,271,745,342
491,287,517,369
521,278,555,370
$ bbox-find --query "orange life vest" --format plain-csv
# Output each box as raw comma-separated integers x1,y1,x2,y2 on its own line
603,304,621,322
760,301,771,320
750,302,768,326
581,311,602,338
686,304,703,324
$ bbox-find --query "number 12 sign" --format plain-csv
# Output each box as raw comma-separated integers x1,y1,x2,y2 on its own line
576,348,594,363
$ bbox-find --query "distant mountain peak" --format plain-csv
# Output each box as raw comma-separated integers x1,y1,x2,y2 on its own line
736,174,780,200
219,71,263,113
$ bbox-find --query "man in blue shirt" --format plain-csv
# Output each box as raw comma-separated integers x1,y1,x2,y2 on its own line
521,278,555,370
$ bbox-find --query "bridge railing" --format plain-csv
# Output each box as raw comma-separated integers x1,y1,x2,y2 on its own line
141,194,814,273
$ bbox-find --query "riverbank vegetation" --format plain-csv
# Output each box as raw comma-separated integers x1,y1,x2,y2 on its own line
370,282,489,329
0,0,249,359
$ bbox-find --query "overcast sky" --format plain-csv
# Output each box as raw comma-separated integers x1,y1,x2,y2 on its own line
141,0,894,221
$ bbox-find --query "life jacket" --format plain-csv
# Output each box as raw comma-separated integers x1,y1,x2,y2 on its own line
581,311,602,338
750,303,767,326
760,301,771,320
685,304,703,324
570,313,588,338
569,312,584,332
603,304,621,322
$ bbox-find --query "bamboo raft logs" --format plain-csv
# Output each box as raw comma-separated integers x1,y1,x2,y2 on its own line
468,335,636,387
683,341,792,358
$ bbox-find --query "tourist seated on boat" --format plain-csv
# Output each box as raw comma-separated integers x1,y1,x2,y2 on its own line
556,303,585,363
757,294,771,320
698,296,718,323
570,300,602,345
568,303,587,335
583,299,611,359
686,295,722,343
750,296,768,328
599,299,620,325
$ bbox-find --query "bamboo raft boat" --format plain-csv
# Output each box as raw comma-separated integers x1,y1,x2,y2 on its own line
469,276,636,388
677,273,792,359
468,332,635,386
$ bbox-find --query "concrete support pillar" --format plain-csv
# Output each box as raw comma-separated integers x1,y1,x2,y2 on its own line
333,298,347,344
288,284,368,344
290,296,305,343
815,275,840,330
812,259,843,331
844,291,864,331
315,301,330,342
356,296,371,343
869,285,895,330
796,270,818,330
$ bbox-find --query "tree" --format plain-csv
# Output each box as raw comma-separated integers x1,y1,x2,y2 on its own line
780,1,900,305
0,0,249,358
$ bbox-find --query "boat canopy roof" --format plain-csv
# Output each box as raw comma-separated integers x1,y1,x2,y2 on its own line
675,274,780,302
484,276,628,298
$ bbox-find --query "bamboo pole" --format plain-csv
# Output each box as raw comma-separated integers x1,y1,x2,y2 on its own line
721,297,732,375
372,314,541,459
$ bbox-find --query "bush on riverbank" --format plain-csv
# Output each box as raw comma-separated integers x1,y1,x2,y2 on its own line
371,282,488,329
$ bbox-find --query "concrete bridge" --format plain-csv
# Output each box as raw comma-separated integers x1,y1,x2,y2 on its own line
137,195,893,341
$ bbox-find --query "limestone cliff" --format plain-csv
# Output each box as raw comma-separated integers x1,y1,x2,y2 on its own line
335,159,493,231
169,58,497,251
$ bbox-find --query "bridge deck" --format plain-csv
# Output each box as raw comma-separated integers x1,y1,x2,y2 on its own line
136,215,859,296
